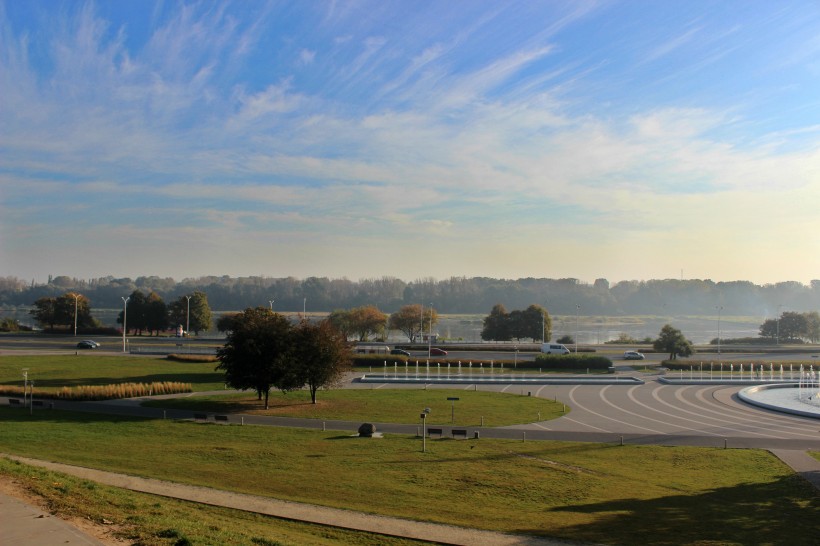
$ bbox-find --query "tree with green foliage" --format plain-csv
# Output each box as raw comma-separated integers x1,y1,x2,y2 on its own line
216,312,240,333
216,307,299,409
481,303,511,341
653,324,694,360
481,304,551,342
292,319,351,404
31,292,95,331
169,291,213,335
118,290,148,335
144,292,169,336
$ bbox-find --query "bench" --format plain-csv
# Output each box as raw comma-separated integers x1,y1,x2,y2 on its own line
193,413,208,420
452,429,468,439
214,415,229,422
8,398,22,406
32,400,45,407
427,428,443,438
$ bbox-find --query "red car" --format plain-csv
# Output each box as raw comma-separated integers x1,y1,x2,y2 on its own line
429,347,447,356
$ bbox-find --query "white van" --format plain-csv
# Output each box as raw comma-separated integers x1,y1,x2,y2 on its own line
540,343,570,354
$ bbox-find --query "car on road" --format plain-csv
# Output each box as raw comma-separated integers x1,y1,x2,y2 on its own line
623,350,645,360
390,348,411,356
429,347,447,356
77,340,100,349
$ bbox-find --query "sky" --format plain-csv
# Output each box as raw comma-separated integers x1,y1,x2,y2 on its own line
2,1,820,286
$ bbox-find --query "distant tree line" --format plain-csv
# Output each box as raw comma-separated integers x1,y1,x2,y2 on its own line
4,274,820,317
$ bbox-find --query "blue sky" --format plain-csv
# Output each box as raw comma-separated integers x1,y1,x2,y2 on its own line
2,1,820,285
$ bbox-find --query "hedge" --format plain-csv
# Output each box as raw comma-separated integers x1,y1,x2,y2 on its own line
532,354,612,370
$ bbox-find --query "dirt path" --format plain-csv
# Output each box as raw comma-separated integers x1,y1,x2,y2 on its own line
2,454,580,546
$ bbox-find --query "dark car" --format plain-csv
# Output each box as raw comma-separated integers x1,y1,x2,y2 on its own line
429,347,447,356
77,340,99,349
390,348,411,356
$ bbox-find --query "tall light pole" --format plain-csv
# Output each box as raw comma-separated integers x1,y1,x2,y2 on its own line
72,293,79,336
428,303,433,358
419,303,424,345
269,299,274,311
121,296,129,353
716,306,723,355
22,368,28,408
185,295,192,336
776,304,783,345
303,297,306,319
575,304,580,353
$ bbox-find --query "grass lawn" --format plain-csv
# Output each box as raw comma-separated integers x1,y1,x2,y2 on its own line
1,408,817,545
143,388,565,426
0,457,423,546
0,354,225,392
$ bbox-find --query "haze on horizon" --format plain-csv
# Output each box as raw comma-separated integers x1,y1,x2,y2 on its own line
2,1,820,286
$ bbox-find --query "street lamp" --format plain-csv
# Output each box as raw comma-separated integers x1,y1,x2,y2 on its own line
419,303,424,345
185,295,192,336
72,293,79,336
575,304,580,353
427,303,433,358
776,304,783,345
121,296,129,353
303,297,306,319
420,407,431,452
716,306,723,355
269,299,274,311
22,368,28,408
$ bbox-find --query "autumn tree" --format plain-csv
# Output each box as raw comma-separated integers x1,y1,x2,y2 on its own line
389,304,437,343
348,305,388,341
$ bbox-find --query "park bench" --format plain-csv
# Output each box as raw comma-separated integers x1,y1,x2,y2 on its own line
427,428,443,438
32,400,45,407
215,415,229,422
8,398,21,406
452,429,468,439
193,413,208,420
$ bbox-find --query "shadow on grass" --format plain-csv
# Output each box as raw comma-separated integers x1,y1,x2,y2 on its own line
522,475,819,546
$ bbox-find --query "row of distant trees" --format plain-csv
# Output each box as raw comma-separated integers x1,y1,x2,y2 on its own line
758,311,820,343
6,274,820,315
28,290,213,336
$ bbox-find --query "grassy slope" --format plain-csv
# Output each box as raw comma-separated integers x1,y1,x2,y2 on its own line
1,408,817,545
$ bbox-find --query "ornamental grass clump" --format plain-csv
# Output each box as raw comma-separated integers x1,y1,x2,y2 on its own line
52,382,192,401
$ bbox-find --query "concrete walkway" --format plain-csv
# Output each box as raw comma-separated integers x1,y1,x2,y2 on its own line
769,449,820,491
0,487,105,545
2,454,577,546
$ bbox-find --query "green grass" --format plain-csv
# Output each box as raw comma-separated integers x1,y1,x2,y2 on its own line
0,408,817,545
0,354,225,391
0,457,424,546
142,388,564,426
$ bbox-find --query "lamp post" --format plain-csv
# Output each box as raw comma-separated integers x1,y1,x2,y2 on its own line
428,303,433,358
575,304,580,353
121,296,129,353
776,304,783,345
716,306,723,355
269,299,274,311
419,303,424,345
185,295,192,336
421,407,431,452
22,368,28,408
303,297,306,319
72,293,79,336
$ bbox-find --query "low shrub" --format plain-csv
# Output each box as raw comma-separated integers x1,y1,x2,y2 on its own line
532,354,612,370
166,354,218,363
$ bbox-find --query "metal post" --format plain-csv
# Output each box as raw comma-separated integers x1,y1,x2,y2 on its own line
121,296,129,352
